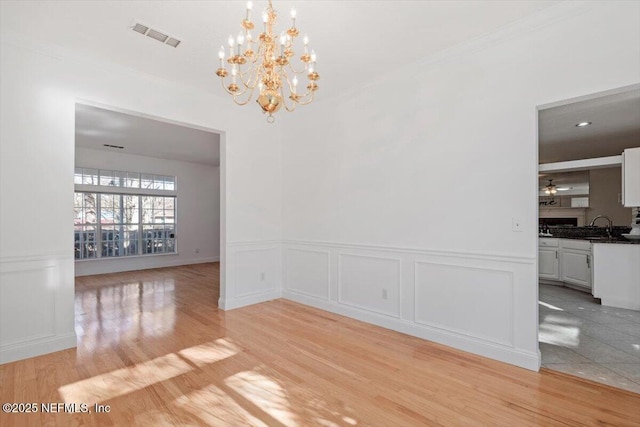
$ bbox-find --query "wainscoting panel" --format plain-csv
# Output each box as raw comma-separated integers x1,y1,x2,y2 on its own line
220,241,282,310
338,253,401,318
414,261,514,347
0,254,76,364
0,263,56,346
285,248,330,300
282,240,539,370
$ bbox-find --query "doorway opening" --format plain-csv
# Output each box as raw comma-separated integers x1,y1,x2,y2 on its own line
537,84,640,393
73,100,225,312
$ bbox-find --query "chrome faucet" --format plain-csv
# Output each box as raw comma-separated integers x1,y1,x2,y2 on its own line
589,215,613,237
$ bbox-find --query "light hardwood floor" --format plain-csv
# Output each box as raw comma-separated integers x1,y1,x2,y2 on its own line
1,263,638,426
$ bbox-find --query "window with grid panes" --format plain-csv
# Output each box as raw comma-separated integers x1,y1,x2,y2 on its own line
74,168,176,260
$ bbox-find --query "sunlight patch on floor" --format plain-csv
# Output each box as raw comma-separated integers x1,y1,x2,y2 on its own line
538,301,564,311
59,353,191,405
178,338,240,367
225,368,299,426
59,338,238,404
539,314,580,347
174,384,268,426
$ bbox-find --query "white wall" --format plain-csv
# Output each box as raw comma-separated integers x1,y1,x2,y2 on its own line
0,29,283,363
74,147,220,276
588,167,632,226
280,1,640,370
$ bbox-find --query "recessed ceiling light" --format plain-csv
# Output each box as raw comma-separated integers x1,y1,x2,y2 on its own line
575,121,592,127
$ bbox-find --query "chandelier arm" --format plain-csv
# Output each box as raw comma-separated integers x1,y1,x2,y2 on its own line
219,76,253,98
238,65,259,88
232,87,257,106
281,70,295,94
219,78,236,95
278,84,298,112
287,62,308,75
292,90,315,105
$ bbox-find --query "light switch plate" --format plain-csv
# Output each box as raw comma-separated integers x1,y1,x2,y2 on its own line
512,217,523,232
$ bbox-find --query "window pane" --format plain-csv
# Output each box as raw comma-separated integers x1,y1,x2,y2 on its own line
75,225,97,259
142,225,174,254
125,172,140,188
82,168,99,185
74,168,83,185
74,192,97,224
165,176,175,191
100,194,122,224
153,175,165,190
114,170,126,187
100,169,120,187
141,174,154,189
122,195,139,224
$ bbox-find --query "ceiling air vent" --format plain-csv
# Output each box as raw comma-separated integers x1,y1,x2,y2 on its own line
131,21,181,48
103,144,125,150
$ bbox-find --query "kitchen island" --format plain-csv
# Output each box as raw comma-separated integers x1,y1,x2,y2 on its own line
592,242,640,311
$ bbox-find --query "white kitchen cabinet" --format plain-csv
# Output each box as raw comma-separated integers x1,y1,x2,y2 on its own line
592,243,640,311
538,238,559,281
560,239,591,291
622,147,640,207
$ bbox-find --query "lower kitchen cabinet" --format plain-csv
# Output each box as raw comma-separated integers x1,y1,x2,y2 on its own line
539,238,592,292
560,249,591,290
538,238,559,281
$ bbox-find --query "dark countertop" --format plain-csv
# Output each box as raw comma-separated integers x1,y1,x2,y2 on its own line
539,235,640,244
539,226,640,244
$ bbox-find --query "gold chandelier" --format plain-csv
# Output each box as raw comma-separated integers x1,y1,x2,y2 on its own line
216,0,319,123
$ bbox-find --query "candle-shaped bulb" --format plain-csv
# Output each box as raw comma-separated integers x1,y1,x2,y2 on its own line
290,9,297,19
258,81,264,91
262,11,268,23
228,35,235,47
218,46,225,59
308,64,314,74
310,50,317,62
247,1,253,10
293,76,298,88
237,32,245,45
303,35,309,45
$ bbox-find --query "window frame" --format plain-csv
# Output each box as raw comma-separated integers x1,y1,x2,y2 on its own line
74,168,177,261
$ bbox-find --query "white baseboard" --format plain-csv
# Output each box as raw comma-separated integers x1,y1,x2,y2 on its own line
75,256,220,276
1,333,77,365
219,289,282,311
283,290,540,371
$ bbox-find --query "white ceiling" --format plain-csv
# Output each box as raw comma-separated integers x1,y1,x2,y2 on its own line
539,88,640,163
5,1,581,165
0,0,559,103
76,104,220,166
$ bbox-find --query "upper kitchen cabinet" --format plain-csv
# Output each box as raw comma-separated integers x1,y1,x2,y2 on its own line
622,147,640,207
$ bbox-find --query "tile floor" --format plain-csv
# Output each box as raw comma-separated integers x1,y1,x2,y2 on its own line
539,284,640,394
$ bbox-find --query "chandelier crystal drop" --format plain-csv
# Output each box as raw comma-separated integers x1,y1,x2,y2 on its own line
215,0,320,123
